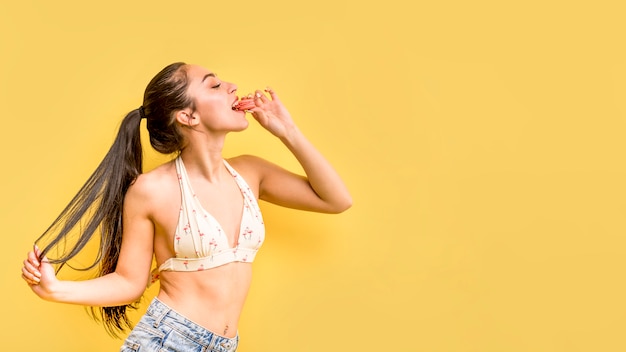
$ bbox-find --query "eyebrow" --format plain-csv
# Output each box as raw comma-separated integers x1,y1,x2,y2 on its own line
201,73,216,82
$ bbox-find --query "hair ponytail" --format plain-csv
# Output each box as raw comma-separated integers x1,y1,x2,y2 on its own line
36,108,144,336
35,62,192,337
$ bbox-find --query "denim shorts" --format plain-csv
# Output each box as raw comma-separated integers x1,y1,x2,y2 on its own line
120,298,239,352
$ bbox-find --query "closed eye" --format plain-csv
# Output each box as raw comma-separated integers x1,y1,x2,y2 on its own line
201,73,221,89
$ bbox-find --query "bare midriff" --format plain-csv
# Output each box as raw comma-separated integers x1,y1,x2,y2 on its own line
157,263,252,339
145,159,257,339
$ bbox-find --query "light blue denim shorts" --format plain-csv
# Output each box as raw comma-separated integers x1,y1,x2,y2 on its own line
120,297,238,352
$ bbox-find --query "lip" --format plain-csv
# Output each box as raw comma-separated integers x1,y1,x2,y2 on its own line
231,97,246,114
232,96,240,109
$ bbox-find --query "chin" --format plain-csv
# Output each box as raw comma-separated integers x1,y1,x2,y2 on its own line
234,120,249,131
226,110,249,131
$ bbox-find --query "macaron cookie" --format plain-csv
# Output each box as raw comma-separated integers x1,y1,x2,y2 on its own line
233,97,256,111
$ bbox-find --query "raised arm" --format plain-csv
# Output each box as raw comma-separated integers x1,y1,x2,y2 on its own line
21,177,155,306
244,88,352,213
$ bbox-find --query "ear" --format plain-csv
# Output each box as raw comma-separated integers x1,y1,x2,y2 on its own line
175,110,200,127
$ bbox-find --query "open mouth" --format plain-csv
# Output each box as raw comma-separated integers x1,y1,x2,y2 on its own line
232,96,255,111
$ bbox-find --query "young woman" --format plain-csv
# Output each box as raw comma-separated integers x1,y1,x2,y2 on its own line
20,62,352,352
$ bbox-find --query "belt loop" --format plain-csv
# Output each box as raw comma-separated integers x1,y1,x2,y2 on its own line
206,333,217,351
153,304,170,328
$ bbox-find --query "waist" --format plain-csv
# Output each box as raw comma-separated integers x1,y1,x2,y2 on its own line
159,262,252,301
147,297,240,343
156,265,252,337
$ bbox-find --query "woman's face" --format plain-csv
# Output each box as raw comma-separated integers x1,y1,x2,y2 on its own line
184,64,249,132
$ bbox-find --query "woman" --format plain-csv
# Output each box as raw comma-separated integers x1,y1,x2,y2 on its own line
20,62,352,351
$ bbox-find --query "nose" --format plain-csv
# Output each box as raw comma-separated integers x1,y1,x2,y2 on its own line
228,82,238,94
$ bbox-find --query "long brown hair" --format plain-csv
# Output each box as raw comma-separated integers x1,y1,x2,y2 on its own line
35,62,193,337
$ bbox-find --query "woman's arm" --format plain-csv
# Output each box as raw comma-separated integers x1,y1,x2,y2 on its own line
21,177,155,306
245,88,352,213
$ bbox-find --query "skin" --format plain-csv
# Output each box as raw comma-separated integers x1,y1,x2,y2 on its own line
21,64,352,338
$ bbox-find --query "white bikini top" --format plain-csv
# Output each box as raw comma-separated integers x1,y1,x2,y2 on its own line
152,156,265,281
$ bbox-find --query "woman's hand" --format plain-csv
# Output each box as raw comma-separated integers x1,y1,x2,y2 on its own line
241,88,352,214
250,88,297,140
21,245,59,301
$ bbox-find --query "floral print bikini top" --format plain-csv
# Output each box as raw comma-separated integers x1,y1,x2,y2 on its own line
153,156,265,279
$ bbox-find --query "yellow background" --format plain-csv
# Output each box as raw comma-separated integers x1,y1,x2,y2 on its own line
1,0,625,351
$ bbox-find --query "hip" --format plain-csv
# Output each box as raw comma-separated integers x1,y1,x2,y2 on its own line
120,297,239,352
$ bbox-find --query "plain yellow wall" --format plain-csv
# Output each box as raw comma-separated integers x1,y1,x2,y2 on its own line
2,0,626,351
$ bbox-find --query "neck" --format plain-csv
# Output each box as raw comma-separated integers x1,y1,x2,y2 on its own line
179,132,228,181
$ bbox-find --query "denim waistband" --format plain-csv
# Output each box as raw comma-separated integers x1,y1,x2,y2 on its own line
146,297,238,349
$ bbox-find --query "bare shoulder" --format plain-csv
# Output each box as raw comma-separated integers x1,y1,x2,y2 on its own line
225,155,272,190
126,160,178,206
227,154,295,177
226,154,267,175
